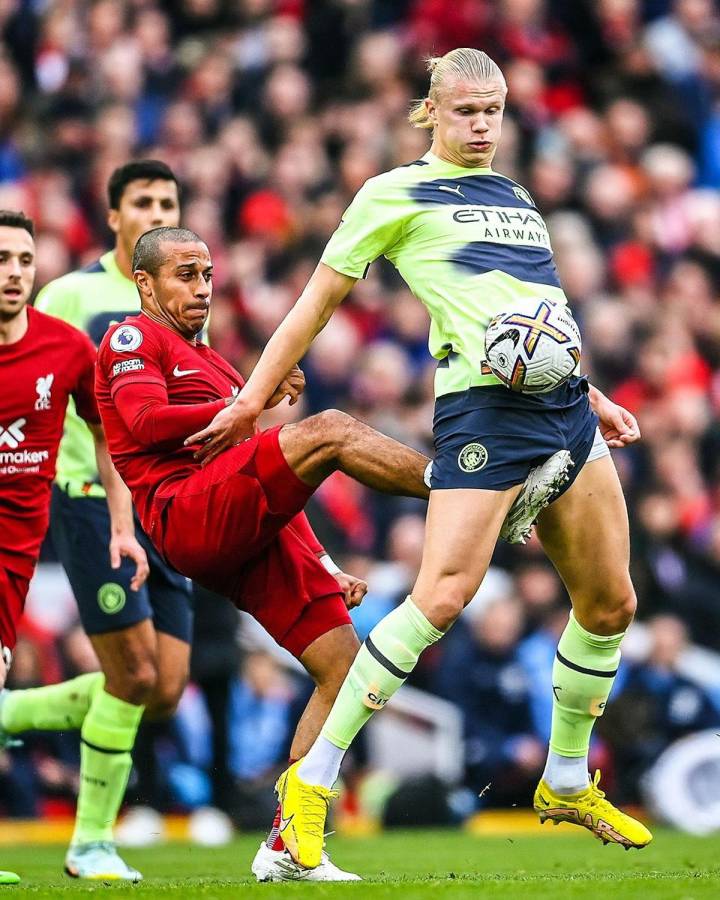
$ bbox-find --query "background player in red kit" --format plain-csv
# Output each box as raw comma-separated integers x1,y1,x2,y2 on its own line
95,226,431,881
0,209,148,686
0,210,148,886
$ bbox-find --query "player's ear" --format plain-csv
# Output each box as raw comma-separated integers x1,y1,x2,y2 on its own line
425,97,437,126
107,208,120,236
134,269,152,298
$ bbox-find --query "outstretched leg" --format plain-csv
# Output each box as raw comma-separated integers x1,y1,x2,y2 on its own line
278,409,429,498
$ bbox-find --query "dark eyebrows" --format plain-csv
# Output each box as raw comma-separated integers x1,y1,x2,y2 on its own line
175,260,211,271
0,248,34,259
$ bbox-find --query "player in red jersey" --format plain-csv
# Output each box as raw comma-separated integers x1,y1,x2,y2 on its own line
94,226,431,880
0,210,148,886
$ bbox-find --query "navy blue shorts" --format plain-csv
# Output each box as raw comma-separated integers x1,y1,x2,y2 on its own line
50,486,193,643
431,376,598,493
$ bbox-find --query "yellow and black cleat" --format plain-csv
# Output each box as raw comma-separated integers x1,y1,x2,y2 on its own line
534,770,652,850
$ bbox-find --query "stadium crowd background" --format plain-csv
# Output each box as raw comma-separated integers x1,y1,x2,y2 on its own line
2,0,720,828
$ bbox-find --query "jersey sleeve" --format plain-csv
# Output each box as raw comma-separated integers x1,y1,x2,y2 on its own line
112,382,227,448
98,323,167,397
72,330,101,424
320,175,408,278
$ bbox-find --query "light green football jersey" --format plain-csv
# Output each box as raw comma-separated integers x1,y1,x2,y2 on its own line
34,251,138,498
321,151,569,397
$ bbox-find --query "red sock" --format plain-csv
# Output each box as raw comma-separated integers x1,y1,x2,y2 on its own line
267,804,285,851
266,758,297,852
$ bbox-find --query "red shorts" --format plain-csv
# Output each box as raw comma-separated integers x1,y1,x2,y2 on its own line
155,427,351,658
0,560,32,652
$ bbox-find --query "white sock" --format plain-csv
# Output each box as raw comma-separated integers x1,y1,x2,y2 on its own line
543,750,590,795
297,736,346,789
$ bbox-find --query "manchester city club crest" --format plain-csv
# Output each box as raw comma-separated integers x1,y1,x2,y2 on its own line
110,325,143,352
512,185,534,206
458,442,488,473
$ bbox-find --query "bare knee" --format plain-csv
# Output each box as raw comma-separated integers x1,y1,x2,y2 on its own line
414,574,478,632
106,658,159,706
311,409,355,459
576,581,637,635
146,678,186,720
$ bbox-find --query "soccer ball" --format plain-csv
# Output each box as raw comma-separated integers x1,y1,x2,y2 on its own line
483,298,581,394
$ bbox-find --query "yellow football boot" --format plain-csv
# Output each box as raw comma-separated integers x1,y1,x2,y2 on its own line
275,759,339,869
534,770,653,849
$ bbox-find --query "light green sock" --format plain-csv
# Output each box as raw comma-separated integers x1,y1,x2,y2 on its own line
549,612,625,757
321,596,444,750
71,688,144,846
1,672,104,734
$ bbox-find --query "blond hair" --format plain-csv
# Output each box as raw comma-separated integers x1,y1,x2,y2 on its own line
408,48,506,130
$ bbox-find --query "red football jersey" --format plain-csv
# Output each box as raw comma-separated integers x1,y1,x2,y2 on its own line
0,307,99,575
95,313,244,532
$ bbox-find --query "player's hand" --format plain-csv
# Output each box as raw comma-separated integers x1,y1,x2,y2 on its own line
335,571,368,610
596,399,641,447
186,401,257,466
109,532,150,592
589,385,641,447
265,365,305,409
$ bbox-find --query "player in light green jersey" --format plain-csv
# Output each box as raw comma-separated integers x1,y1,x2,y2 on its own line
188,48,651,868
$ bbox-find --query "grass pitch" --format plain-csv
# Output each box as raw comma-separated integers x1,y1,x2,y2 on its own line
3,827,720,899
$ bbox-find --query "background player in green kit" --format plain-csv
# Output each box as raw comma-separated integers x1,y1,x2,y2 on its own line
1,161,188,881
188,48,650,870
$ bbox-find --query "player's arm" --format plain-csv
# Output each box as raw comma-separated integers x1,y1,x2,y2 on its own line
587,384,641,447
113,380,232,447
87,422,149,592
186,264,355,463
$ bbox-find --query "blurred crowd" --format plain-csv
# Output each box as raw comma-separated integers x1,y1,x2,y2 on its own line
2,0,720,822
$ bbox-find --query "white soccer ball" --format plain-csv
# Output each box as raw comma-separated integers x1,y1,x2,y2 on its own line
483,298,582,394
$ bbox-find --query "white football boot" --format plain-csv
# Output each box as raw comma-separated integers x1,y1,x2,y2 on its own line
500,450,574,544
251,842,361,882
64,842,142,881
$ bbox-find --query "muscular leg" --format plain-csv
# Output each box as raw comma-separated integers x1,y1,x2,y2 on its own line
535,455,636,793
299,486,520,789
123,631,190,810
145,632,190,719
90,620,159,706
278,409,429,499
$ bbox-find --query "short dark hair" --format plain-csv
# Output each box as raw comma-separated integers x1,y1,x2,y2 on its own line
0,210,34,237
132,226,205,276
107,159,178,209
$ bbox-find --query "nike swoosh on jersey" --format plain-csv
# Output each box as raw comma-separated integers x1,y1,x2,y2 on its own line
172,365,201,377
279,814,294,832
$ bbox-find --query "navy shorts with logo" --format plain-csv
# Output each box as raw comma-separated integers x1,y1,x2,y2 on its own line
50,485,193,642
431,376,599,494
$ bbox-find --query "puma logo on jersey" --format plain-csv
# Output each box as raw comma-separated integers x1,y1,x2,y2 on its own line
35,373,54,410
173,365,200,377
0,418,26,449
438,184,466,199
